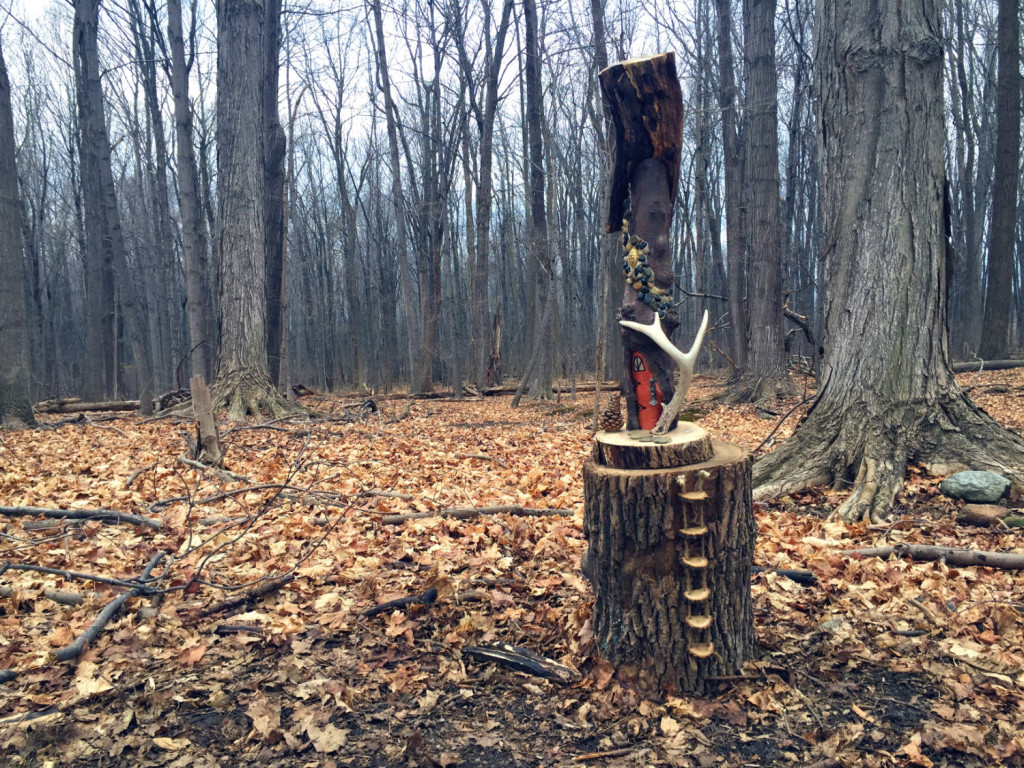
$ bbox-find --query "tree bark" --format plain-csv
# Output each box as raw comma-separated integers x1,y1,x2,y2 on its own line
978,0,1021,359
168,0,214,383
0,35,36,428
512,0,554,406
727,0,792,403
714,0,747,370
583,438,755,694
369,0,418,387
263,0,286,387
74,0,154,415
214,0,298,420
598,53,684,430
753,0,1024,523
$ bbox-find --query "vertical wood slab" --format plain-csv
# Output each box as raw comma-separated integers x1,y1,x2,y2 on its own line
582,440,755,694
600,53,686,431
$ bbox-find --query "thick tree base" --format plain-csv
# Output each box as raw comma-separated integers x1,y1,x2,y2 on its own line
754,387,1024,523
212,368,306,422
583,438,756,694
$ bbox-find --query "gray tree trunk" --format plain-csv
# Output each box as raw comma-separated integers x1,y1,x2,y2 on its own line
74,0,154,414
214,0,296,419
730,0,791,403
714,0,747,371
979,0,1021,359
263,0,286,387
754,0,1024,523
168,0,214,382
0,35,36,428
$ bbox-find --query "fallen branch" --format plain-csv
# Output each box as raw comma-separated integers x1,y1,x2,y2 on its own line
846,544,1024,570
750,565,818,586
34,399,141,414
1,562,144,590
463,642,581,685
361,586,438,618
198,573,296,618
951,358,1024,373
0,505,161,530
54,552,165,662
125,462,158,489
574,748,632,762
456,453,507,468
176,456,249,483
0,586,85,606
213,624,264,636
382,505,572,525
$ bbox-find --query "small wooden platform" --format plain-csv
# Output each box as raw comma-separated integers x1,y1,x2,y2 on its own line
593,423,713,469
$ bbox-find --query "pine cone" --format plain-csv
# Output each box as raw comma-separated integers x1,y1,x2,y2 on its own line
599,394,624,432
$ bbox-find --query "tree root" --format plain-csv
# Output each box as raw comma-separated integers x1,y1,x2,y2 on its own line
754,390,1024,525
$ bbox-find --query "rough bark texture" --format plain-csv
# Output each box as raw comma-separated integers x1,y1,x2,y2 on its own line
214,0,298,420
714,0,747,369
726,0,793,404
753,0,1024,523
599,54,685,430
0,35,36,429
978,0,1021,359
73,0,115,400
168,0,214,383
263,0,286,387
74,0,154,415
583,441,755,694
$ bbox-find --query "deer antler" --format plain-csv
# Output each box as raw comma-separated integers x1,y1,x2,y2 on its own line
619,309,709,435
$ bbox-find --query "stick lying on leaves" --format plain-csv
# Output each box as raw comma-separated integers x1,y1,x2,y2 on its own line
846,544,1024,570
463,642,581,685
382,506,572,525
0,505,161,530
361,586,438,618
750,565,818,586
54,552,166,662
199,573,296,618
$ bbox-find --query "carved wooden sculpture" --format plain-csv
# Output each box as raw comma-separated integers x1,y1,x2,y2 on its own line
584,53,754,694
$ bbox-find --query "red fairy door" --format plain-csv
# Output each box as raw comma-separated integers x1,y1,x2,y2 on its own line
631,352,663,430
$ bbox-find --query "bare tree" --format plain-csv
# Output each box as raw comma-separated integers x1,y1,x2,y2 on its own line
168,0,215,382
0,34,36,428
978,0,1021,359
754,0,1024,523
213,0,298,418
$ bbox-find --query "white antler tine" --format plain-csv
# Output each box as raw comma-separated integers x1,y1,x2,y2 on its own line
618,309,709,434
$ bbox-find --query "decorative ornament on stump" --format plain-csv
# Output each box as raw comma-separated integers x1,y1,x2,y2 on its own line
583,52,755,695
599,394,625,432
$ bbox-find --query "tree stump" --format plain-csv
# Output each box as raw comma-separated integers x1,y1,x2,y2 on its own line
583,426,755,694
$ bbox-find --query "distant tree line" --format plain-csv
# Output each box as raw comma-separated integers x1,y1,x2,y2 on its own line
0,0,1021,411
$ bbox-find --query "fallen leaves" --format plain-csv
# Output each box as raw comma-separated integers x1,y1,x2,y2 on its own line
0,373,1022,766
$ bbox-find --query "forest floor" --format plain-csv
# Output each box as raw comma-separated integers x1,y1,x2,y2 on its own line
1,369,1023,768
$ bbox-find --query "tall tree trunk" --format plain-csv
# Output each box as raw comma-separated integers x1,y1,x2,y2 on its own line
754,0,1024,523
714,0,747,371
168,0,214,382
74,0,154,414
73,0,115,400
979,0,1021,359
263,0,286,387
0,35,36,428
730,0,791,403
512,0,554,406
369,0,418,388
214,0,297,419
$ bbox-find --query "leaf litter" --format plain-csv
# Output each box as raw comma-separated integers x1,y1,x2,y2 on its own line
0,369,1022,767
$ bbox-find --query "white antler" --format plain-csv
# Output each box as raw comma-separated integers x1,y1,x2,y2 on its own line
619,309,709,434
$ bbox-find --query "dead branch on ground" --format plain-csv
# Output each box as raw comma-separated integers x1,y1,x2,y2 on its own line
0,505,161,530
382,505,572,525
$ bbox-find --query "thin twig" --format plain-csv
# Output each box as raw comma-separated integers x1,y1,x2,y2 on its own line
0,505,161,530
